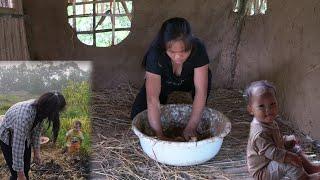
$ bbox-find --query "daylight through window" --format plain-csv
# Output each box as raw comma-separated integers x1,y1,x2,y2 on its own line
67,0,133,47
0,0,13,8
233,0,267,16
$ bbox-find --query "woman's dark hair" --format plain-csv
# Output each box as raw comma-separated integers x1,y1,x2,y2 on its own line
32,92,66,143
142,17,193,67
243,80,276,104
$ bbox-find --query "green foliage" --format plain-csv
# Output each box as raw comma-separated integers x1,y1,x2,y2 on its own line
62,81,91,153
0,94,34,114
0,62,90,94
44,116,91,155
0,104,10,115
46,81,91,154
62,81,90,118
0,81,92,155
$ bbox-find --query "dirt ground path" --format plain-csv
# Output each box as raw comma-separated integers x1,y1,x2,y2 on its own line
0,143,90,179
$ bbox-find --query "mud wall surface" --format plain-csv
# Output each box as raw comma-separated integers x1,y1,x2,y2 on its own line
235,0,320,139
23,0,236,87
23,0,320,138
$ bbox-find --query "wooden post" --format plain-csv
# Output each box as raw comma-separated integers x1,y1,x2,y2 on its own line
93,0,96,46
72,0,77,30
120,0,132,21
111,0,115,45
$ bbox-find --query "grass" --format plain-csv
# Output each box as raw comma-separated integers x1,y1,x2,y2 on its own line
0,92,34,114
0,81,91,155
44,116,91,155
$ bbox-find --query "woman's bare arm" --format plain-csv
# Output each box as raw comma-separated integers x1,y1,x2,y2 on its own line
146,72,163,137
183,64,208,140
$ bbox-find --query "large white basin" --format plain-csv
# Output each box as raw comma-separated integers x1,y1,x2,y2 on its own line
132,104,231,166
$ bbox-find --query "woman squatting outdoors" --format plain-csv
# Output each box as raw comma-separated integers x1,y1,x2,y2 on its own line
0,92,66,180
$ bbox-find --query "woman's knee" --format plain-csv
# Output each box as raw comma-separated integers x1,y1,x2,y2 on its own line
131,86,148,119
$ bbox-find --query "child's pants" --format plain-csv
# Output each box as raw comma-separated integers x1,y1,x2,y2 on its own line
68,142,81,154
260,160,307,180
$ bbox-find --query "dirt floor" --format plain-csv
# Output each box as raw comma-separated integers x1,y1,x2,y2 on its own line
90,82,320,180
0,143,90,179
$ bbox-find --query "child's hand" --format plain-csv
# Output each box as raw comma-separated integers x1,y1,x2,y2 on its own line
285,135,299,144
284,151,302,167
284,135,299,150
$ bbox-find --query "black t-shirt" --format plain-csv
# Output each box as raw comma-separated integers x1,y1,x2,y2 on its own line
145,38,209,87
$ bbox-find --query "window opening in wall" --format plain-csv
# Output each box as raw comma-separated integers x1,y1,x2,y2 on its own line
67,0,133,47
0,0,17,15
233,0,267,16
0,0,13,8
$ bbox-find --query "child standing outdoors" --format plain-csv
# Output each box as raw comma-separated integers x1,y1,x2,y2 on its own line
245,80,320,180
65,120,84,155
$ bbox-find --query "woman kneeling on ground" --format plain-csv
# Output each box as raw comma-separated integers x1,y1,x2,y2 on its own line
131,17,211,141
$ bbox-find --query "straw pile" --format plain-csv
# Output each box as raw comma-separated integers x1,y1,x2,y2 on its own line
91,82,320,180
90,83,248,179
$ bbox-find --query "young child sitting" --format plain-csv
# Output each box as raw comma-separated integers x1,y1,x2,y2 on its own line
245,80,320,180
66,120,84,155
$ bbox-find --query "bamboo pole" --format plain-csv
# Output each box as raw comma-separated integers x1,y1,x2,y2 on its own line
93,0,96,46
120,0,132,21
67,0,122,6
68,13,129,18
72,0,76,30
77,27,130,34
83,0,87,14
111,0,115,45
100,2,104,14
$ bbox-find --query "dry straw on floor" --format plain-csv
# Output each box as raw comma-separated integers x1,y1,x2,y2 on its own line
91,82,320,179
0,144,90,179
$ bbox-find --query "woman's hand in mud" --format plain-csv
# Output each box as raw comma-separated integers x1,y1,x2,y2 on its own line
152,132,170,141
182,127,197,141
153,131,170,141
158,135,172,141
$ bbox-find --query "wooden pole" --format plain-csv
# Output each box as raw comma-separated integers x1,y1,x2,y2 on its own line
120,0,132,21
111,0,115,45
72,0,77,30
93,0,96,46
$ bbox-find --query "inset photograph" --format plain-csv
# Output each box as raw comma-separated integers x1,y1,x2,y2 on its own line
0,61,91,179
90,15,320,179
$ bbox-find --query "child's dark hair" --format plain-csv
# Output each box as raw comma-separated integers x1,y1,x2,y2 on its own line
243,80,276,103
74,120,82,128
32,92,66,143
142,17,193,67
